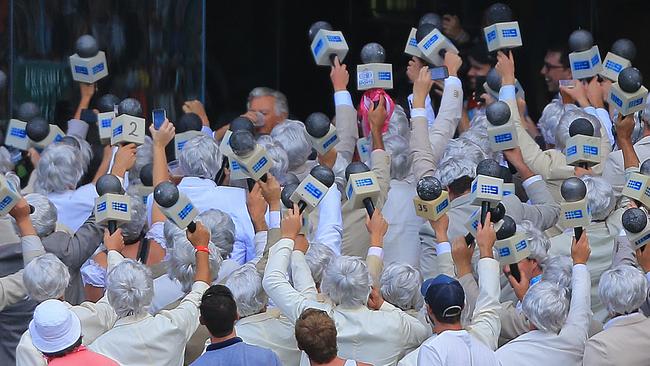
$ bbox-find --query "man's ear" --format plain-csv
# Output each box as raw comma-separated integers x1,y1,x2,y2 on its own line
199,315,205,326
426,303,433,316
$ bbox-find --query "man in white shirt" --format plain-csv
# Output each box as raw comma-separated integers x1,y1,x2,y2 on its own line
417,214,501,366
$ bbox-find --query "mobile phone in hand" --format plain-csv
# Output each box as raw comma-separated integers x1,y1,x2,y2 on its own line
430,66,449,81
152,108,166,130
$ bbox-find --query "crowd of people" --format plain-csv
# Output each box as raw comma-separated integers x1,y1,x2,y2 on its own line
1,4,650,366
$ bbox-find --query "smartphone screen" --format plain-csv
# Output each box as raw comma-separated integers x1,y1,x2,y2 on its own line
430,66,449,81
152,108,166,130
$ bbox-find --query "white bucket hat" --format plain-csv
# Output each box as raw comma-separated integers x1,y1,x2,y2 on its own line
29,299,81,354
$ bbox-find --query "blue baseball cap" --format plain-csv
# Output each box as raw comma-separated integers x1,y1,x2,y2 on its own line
421,274,465,320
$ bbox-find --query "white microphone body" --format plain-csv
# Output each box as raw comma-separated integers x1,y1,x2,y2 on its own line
94,193,132,225
483,21,523,52
609,83,648,116
502,182,516,197
311,29,348,66
308,124,339,155
416,28,458,66
565,135,601,167
622,172,650,208
600,52,632,81
495,231,531,265
569,46,603,80
487,122,519,151
111,114,146,145
0,174,23,216
483,79,525,100
559,198,591,229
97,111,115,144
413,191,450,221
464,208,504,239
290,175,330,214
345,171,380,210
137,186,154,206
174,131,203,159
232,144,273,181
159,192,199,230
356,137,371,163
404,28,423,58
357,63,393,90
469,175,504,207
4,119,29,151
624,216,650,250
69,51,108,84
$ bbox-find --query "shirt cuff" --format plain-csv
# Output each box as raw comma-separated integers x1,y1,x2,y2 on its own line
522,175,542,190
21,235,45,255
583,106,597,116
573,263,588,272
444,76,462,87
499,85,516,101
435,241,452,255
191,280,211,294
646,272,650,283
411,108,427,119
334,91,353,107
367,246,384,259
269,211,281,229
201,126,213,137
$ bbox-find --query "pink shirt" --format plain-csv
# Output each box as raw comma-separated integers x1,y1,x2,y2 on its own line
47,346,118,366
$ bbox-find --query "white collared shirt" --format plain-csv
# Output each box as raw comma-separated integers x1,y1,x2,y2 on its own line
47,183,98,232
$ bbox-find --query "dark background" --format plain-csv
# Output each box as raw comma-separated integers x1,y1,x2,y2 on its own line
1,0,649,129
204,0,650,124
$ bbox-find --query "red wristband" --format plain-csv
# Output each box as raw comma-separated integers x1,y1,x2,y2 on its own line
195,246,209,254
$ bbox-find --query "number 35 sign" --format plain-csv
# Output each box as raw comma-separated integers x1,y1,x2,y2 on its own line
111,114,146,145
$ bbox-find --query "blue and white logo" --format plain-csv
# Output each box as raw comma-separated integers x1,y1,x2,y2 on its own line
304,182,323,200
494,133,512,143
486,30,496,43
423,34,439,50
178,203,194,220
627,180,642,191
312,39,324,56
515,240,527,252
583,146,598,155
354,178,374,187
436,199,449,213
610,92,623,107
0,196,14,211
498,247,511,257
481,185,499,195
10,127,26,138
112,202,128,212
564,209,584,220
97,201,107,212
323,134,338,149
605,60,623,72
502,29,518,38
113,125,123,137
74,65,89,75
252,157,268,173
92,63,105,74
573,61,590,71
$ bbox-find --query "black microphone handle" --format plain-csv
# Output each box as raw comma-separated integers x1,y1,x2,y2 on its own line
438,48,447,58
214,156,229,186
29,205,35,214
505,158,518,174
108,221,117,235
329,53,337,66
574,226,583,241
187,221,196,233
246,178,255,192
480,201,491,226
579,162,590,170
298,201,308,215
509,263,521,282
464,233,475,247
363,198,375,218
260,173,268,183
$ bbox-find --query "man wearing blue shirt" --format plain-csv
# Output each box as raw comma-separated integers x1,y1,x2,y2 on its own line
190,285,281,366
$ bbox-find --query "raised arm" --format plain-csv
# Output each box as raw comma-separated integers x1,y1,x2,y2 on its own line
430,214,455,277
410,66,437,180
291,235,318,299
313,183,343,255
466,213,502,350
255,174,282,273
246,183,269,263
330,57,357,164
149,119,176,223
560,230,592,339
73,82,96,121
262,206,326,323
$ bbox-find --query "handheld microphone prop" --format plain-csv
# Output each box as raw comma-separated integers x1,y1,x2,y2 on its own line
97,94,120,143
0,174,35,216
600,38,637,81
415,22,458,66
280,183,310,236
622,207,650,250
288,165,336,214
229,130,273,185
69,34,108,83
609,67,648,116
174,112,203,159
568,29,602,80
137,163,154,205
345,162,380,217
404,13,442,58
494,215,529,282
413,176,450,221
305,112,339,155
486,100,518,151
483,67,525,99
565,117,601,168
95,174,130,234
153,181,199,232
622,159,650,208
559,177,590,240
357,43,393,90
112,98,145,145
483,3,523,52
217,117,255,184
500,166,515,196
26,117,65,150
309,21,349,66
464,202,506,246
470,159,504,225
5,102,40,151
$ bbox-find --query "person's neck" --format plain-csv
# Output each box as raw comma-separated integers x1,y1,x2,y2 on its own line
433,322,463,334
210,330,237,344
310,356,347,366
531,267,543,279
